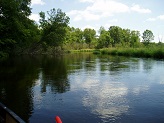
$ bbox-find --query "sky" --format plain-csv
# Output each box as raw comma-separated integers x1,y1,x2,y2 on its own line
29,0,164,42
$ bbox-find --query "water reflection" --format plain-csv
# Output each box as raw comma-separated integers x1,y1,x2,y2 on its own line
0,56,39,121
0,55,71,122
69,55,164,122
40,56,70,93
70,56,130,122
0,54,164,123
140,59,154,74
82,81,129,122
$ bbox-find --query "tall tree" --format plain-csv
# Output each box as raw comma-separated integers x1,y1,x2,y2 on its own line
0,0,40,56
83,28,96,48
98,26,106,35
142,29,154,45
108,26,123,47
130,30,140,47
39,8,70,47
122,29,131,46
98,27,111,48
64,27,84,49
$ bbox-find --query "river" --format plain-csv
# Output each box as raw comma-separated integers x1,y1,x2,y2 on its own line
0,53,164,123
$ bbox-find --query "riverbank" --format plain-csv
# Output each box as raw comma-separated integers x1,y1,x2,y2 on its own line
69,47,164,59
1,47,164,60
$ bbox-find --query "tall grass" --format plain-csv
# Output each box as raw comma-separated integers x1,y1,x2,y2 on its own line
100,47,164,59
68,46,164,59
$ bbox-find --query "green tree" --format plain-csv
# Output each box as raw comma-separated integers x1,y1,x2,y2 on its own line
39,11,48,29
98,27,111,48
142,29,154,46
108,26,123,47
74,28,83,44
98,26,106,35
83,28,96,48
64,27,84,49
68,27,83,44
122,29,131,47
39,8,70,47
0,0,40,56
130,30,140,47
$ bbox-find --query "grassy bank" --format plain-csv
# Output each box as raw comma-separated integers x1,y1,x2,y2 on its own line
100,48,164,59
69,47,164,59
69,49,95,53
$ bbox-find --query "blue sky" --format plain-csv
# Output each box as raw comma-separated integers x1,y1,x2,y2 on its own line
29,0,164,42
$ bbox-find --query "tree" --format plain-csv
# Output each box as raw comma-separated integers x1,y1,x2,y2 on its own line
130,30,140,47
39,11,48,29
39,8,70,47
0,0,40,56
64,27,84,49
98,26,106,35
122,29,131,47
108,26,123,47
83,28,96,48
142,29,154,45
68,27,83,44
98,27,111,48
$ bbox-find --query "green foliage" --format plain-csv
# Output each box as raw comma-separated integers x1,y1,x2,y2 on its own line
130,30,140,47
0,1,163,59
98,46,164,59
0,0,41,56
64,27,84,50
39,8,70,47
97,27,112,48
142,29,154,45
108,26,123,47
0,51,9,59
96,26,141,49
64,27,98,50
39,12,48,29
83,28,96,48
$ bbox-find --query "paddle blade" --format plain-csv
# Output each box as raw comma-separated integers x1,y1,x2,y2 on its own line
55,116,62,123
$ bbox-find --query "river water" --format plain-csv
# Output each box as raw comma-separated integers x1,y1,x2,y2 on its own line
0,53,164,123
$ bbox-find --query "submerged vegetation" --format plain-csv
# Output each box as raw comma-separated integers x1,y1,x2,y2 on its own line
0,0,164,59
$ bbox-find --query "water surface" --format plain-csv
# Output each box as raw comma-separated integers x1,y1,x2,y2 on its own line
0,54,164,123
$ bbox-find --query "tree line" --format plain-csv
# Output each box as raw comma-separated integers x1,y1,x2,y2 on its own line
0,0,160,58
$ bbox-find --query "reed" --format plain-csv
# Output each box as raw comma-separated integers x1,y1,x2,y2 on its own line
100,47,164,59
68,46,164,59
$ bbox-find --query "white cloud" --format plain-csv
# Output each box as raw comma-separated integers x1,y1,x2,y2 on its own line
68,0,129,22
31,0,45,6
79,0,94,3
68,10,101,21
68,12,95,21
68,1,151,22
158,15,164,20
108,19,118,23
86,0,130,16
131,4,151,14
146,18,156,22
29,14,40,22
146,14,164,22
